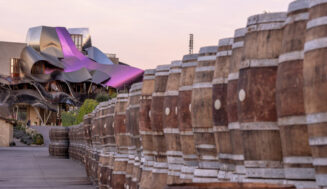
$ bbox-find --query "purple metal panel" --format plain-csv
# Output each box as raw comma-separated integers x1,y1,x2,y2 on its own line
55,27,143,88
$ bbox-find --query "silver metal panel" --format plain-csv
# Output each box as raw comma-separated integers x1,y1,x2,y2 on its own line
68,28,92,50
86,46,114,65
40,26,63,58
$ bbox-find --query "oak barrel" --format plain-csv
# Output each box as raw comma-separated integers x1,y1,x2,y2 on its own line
178,54,199,183
192,46,219,183
106,99,117,188
212,37,234,181
303,0,327,187
163,60,183,184
227,28,247,182
139,69,156,189
150,64,170,188
276,0,317,188
238,12,286,182
126,82,143,189
49,127,69,158
112,92,129,189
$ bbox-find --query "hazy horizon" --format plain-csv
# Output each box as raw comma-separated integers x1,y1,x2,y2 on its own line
0,0,293,69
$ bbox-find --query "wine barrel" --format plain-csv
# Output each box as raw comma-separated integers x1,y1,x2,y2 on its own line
212,37,234,181
78,124,86,164
91,107,101,186
111,92,129,189
68,126,75,159
150,64,170,188
83,113,94,179
192,46,219,183
125,82,143,189
139,69,156,189
277,1,317,188
164,182,296,189
227,28,247,182
178,54,199,183
49,127,69,158
98,101,111,189
303,1,327,188
163,60,183,184
106,99,117,188
238,12,286,182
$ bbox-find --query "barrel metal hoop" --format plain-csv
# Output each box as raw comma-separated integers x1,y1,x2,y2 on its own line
192,82,213,89
240,122,279,130
212,77,228,85
195,66,215,72
227,72,239,81
278,50,304,63
309,136,327,146
283,156,313,164
232,41,244,49
278,114,307,126
306,111,327,124
240,58,278,69
197,55,217,62
304,37,327,53
284,13,309,25
313,157,327,166
228,122,241,130
247,22,284,32
179,85,193,91
216,50,232,57
182,61,198,68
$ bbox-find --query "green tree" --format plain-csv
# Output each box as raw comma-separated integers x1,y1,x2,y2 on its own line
61,111,76,126
74,99,98,124
95,93,110,103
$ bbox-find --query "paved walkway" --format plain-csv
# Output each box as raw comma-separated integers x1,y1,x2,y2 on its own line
0,147,94,189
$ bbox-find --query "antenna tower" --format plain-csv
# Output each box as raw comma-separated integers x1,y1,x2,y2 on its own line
189,34,193,54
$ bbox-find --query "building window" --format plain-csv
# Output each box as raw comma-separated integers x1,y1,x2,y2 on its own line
10,58,20,78
17,106,28,121
70,34,83,51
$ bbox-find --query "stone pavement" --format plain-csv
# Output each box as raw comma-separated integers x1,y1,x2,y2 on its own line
0,147,94,189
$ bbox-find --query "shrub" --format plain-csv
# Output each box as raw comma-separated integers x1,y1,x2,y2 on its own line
95,93,110,103
61,111,76,127
74,99,98,124
109,92,117,99
33,134,44,145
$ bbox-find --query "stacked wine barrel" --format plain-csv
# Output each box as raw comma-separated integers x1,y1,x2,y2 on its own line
48,0,327,188
49,127,69,157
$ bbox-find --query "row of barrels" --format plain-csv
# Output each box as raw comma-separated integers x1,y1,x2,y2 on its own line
48,0,327,188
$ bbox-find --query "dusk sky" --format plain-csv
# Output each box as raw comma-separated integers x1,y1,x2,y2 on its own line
0,0,292,69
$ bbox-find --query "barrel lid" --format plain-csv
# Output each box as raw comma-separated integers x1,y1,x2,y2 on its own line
288,0,309,13
199,46,218,54
171,60,182,67
182,53,198,62
218,38,234,47
247,12,287,26
156,64,170,71
144,69,155,75
130,82,143,91
234,28,247,38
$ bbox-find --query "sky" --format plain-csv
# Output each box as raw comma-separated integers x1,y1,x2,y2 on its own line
0,0,293,69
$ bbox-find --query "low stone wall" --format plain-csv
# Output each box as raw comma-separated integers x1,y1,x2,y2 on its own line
0,119,13,147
